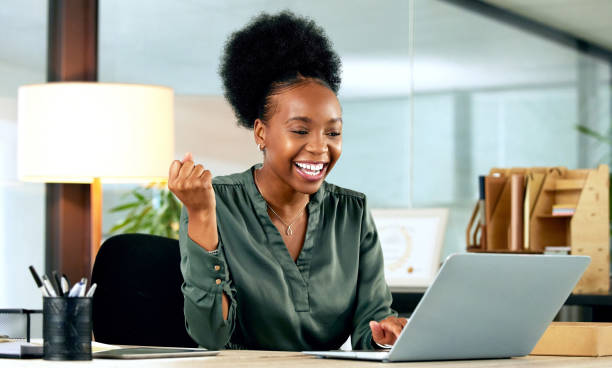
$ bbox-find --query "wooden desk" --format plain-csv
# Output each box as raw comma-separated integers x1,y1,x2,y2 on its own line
3,350,612,367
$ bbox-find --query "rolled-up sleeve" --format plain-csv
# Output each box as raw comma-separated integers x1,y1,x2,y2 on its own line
350,198,397,350
179,207,237,350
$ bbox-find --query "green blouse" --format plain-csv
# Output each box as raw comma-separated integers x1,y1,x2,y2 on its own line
179,164,396,351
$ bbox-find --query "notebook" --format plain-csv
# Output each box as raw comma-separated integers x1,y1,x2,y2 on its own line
93,347,218,359
303,253,589,362
0,342,43,359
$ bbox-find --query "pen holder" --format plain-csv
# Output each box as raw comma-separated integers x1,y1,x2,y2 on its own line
43,297,92,361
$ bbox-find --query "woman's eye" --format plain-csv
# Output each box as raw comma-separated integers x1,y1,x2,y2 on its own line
328,132,341,137
292,130,308,135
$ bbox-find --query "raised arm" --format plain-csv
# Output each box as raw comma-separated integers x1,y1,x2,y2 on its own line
169,153,237,349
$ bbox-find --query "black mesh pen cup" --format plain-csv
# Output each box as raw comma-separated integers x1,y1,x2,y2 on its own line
43,297,92,361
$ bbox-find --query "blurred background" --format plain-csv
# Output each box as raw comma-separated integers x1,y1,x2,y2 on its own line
1,0,611,310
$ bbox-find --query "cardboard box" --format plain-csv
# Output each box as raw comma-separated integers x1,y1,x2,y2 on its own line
531,322,612,357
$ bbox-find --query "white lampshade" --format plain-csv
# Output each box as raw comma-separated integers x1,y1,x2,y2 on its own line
17,82,174,183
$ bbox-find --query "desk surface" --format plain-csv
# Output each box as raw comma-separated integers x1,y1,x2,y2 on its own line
3,350,612,367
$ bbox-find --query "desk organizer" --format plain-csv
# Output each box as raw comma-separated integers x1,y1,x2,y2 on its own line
466,165,610,294
0,309,42,342
43,297,92,361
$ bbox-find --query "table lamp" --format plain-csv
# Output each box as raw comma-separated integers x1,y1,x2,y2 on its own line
17,82,174,273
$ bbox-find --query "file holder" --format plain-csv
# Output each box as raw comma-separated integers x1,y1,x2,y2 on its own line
466,164,610,294
0,309,42,342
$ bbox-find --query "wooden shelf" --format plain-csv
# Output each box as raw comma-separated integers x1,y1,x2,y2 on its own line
469,164,609,295
549,179,586,191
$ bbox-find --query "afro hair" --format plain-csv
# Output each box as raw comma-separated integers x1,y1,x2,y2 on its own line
219,11,342,129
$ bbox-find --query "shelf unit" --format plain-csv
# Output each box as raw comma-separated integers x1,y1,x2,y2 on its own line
467,165,610,294
532,165,609,294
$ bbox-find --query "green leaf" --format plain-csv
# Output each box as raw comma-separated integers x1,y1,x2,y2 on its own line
576,125,612,144
109,216,134,233
133,206,152,227
133,191,148,203
109,201,140,213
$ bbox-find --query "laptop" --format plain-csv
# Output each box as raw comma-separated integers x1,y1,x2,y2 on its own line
304,253,589,362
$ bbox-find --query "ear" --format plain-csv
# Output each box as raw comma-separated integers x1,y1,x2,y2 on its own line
253,118,266,146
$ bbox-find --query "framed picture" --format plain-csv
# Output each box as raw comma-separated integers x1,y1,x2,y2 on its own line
371,208,449,291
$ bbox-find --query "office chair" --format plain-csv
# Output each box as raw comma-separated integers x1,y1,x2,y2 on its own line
91,233,198,347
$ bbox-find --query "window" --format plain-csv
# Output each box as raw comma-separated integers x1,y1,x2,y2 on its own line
0,1,46,309
98,0,611,261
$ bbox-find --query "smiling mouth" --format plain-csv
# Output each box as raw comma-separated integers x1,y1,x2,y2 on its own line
294,161,327,177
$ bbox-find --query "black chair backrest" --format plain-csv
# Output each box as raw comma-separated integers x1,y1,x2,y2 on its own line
91,233,197,347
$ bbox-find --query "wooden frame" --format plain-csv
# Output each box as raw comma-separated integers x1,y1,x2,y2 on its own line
372,208,449,291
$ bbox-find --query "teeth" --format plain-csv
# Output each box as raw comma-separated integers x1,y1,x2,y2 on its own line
296,162,324,171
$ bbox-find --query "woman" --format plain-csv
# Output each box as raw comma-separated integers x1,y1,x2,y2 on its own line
168,11,406,351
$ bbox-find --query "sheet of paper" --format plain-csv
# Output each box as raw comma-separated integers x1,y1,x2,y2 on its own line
28,338,119,352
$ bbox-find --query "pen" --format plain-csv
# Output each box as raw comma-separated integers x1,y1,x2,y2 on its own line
28,265,49,297
52,271,64,297
62,273,71,291
78,278,88,297
41,275,57,297
85,283,97,297
61,275,70,294
68,281,82,297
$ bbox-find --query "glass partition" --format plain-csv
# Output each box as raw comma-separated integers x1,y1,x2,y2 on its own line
99,0,611,261
410,1,610,257
0,0,46,310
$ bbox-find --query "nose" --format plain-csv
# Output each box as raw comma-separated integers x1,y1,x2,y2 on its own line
305,132,329,154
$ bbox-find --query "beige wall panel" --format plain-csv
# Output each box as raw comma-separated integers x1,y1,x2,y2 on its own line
174,95,260,176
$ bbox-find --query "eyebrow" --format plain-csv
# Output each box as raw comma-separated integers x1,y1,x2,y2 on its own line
285,116,342,124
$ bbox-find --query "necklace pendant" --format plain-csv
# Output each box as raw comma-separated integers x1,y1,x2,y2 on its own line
286,225,294,236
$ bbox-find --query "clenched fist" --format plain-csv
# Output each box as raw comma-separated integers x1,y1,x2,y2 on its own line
168,152,218,251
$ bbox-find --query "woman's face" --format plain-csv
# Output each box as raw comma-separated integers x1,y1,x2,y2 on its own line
255,81,342,195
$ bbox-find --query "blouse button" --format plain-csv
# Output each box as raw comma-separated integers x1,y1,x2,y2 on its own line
214,265,221,271
215,279,222,285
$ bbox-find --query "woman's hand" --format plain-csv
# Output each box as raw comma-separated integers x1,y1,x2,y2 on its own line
168,152,218,251
370,316,408,347
168,152,216,214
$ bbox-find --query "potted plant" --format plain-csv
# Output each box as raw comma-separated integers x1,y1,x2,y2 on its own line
107,183,182,239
